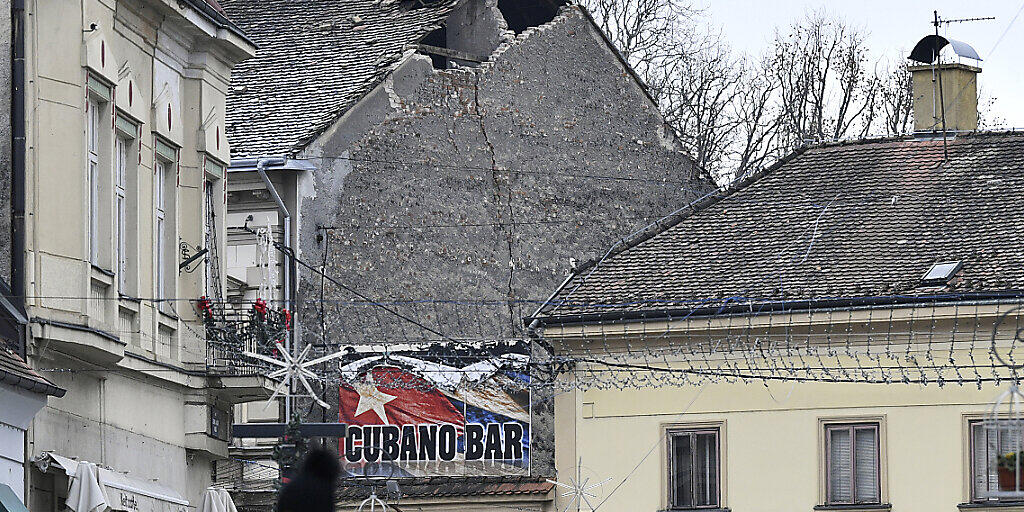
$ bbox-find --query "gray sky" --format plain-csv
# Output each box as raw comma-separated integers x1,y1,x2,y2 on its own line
702,0,1024,128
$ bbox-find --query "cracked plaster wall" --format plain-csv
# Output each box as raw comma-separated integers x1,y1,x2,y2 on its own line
297,6,711,477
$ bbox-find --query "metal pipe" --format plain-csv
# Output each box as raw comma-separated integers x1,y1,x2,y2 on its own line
255,157,292,418
12,0,27,357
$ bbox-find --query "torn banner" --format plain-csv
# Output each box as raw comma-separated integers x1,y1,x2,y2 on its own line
338,354,530,477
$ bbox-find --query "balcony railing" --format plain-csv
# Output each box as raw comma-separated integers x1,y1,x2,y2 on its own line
205,299,291,376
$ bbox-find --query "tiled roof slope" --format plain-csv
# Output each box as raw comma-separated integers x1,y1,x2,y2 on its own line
0,346,65,397
336,476,553,499
542,132,1024,317
220,0,460,157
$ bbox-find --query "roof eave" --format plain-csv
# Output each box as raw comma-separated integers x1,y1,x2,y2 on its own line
530,290,1024,328
0,367,66,397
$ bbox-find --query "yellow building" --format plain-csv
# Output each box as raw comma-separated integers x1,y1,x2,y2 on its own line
531,61,1024,511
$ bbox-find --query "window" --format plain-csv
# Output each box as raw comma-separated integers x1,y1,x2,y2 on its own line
153,138,177,305
155,160,168,298
203,156,226,298
87,97,101,264
115,135,128,288
825,423,880,505
114,114,139,294
85,75,111,265
971,419,1024,501
668,428,720,509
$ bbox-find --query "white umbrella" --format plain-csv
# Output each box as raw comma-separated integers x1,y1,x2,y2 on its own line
66,462,108,512
198,487,237,512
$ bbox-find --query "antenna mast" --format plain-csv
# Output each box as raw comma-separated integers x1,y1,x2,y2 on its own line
930,11,995,161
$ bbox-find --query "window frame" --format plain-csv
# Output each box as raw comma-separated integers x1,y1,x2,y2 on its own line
113,113,140,295
968,418,1024,503
85,73,112,267
823,421,882,506
202,155,226,297
666,426,722,510
153,137,178,309
114,134,129,288
87,96,101,264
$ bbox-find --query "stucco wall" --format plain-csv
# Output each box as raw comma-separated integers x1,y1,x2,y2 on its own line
559,378,1005,511
296,6,710,477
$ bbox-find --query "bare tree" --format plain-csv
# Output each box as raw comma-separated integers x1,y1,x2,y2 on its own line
878,62,913,135
770,11,880,147
729,57,785,180
585,4,967,184
581,0,699,82
658,44,745,180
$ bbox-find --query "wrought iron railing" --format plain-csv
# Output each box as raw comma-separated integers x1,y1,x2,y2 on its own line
205,300,291,376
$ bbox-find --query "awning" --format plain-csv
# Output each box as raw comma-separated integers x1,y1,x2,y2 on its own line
197,488,237,512
0,483,30,512
33,452,189,512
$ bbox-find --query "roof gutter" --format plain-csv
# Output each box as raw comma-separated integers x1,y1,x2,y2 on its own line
252,157,298,419
528,290,1024,328
0,367,65,397
10,0,27,357
179,0,254,45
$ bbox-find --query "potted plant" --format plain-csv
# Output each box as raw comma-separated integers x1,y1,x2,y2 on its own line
998,452,1024,491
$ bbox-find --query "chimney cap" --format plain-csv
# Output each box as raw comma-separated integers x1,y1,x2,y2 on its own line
909,34,982,64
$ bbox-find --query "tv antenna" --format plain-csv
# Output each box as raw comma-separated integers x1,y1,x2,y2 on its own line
929,10,994,160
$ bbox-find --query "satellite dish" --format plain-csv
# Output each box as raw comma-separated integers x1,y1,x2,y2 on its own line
909,34,982,63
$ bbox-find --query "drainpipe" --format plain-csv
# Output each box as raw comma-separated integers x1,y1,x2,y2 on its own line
255,157,292,418
11,0,27,357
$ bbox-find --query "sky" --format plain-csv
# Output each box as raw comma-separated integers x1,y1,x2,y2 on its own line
701,0,1024,127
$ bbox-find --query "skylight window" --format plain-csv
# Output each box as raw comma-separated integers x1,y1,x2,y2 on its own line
921,261,962,285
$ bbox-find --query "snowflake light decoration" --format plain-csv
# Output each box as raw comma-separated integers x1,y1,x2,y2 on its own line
245,342,348,409
547,458,610,512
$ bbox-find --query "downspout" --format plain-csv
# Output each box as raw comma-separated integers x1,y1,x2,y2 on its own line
11,0,26,357
255,157,292,418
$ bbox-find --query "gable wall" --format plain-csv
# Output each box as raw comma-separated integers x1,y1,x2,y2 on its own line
295,6,710,476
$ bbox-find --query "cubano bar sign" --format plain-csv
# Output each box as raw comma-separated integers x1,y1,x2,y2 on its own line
338,354,530,477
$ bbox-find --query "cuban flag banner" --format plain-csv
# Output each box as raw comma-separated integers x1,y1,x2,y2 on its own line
338,354,530,477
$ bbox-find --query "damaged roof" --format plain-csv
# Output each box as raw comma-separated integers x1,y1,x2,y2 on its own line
220,0,463,157
537,132,1024,319
0,346,65,397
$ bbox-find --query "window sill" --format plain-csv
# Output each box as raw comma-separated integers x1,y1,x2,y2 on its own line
659,509,730,512
814,505,891,512
118,296,140,314
158,309,179,326
92,265,115,278
959,502,1024,510
90,265,114,287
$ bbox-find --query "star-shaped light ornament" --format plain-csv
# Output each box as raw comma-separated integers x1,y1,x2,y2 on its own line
547,458,610,512
244,342,349,409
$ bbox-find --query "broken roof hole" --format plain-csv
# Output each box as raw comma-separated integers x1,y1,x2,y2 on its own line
921,261,963,285
497,0,564,33
419,26,449,69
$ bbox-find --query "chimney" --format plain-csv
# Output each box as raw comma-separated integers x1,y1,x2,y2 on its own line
908,62,981,133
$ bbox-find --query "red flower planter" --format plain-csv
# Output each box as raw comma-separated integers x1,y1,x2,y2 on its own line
999,467,1024,491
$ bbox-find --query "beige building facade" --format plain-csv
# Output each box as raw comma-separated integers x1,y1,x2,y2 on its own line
542,303,1024,512
532,58,1024,510
17,0,268,508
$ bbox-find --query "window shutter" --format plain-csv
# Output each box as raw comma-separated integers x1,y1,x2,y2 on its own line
829,428,853,503
854,427,879,502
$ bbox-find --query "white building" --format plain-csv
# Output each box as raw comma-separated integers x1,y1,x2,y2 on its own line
14,0,274,509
